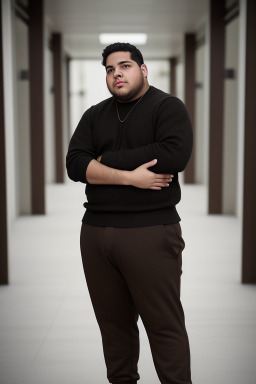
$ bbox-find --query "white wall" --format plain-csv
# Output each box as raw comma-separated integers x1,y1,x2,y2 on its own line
176,56,184,102
203,14,210,189
44,21,71,185
62,55,69,183
194,16,210,187
69,60,110,134
44,17,55,184
237,0,246,220
175,43,185,188
195,45,205,184
222,17,239,214
14,15,31,214
146,60,170,93
2,0,18,230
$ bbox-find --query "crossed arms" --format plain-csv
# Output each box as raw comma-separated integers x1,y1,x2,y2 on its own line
85,157,173,190
66,96,193,191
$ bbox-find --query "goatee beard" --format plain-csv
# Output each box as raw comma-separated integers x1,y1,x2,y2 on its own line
108,79,145,102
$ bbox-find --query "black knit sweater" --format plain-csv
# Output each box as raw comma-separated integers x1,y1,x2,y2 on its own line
66,85,193,227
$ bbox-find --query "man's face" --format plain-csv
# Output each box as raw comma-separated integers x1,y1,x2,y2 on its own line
105,51,148,102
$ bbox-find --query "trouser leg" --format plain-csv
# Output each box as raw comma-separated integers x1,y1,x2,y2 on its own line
80,223,140,384
80,221,192,384
105,223,192,384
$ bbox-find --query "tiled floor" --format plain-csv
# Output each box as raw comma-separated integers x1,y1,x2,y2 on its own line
0,182,256,384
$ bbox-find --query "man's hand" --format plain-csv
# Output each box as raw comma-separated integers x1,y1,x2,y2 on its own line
97,155,102,163
128,159,173,190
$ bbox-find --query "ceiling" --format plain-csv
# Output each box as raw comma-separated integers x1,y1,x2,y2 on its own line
45,0,208,60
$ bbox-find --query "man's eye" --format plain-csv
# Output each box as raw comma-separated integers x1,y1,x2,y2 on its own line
107,69,114,74
122,65,129,68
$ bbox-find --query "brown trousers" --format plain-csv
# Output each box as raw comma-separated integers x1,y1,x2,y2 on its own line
80,222,192,384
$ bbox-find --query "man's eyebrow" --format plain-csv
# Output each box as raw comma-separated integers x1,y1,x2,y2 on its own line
106,61,132,70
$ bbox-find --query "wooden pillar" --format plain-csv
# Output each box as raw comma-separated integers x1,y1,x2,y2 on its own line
0,3,9,284
208,0,225,213
29,0,45,213
184,33,195,184
52,33,64,183
242,0,256,284
170,57,177,96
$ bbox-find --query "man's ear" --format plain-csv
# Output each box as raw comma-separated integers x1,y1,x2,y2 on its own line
141,63,148,78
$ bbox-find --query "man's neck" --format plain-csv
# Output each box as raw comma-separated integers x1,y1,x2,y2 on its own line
117,83,150,103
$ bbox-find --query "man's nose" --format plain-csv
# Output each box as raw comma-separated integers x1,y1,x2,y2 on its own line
113,68,122,77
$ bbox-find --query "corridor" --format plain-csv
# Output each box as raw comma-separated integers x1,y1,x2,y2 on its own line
1,0,256,383
0,181,255,384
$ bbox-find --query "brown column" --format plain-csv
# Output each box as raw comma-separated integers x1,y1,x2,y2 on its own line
184,33,195,184
170,57,177,96
242,0,256,284
29,0,45,213
208,0,225,213
0,4,9,284
52,33,64,183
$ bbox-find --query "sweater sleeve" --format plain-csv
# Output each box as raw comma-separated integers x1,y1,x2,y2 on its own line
100,96,193,174
66,107,96,184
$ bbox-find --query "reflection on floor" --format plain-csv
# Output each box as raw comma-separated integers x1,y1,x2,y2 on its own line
0,182,256,384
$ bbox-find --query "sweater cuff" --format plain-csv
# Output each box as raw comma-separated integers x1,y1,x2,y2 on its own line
72,156,95,184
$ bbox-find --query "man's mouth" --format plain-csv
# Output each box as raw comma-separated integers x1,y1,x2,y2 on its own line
115,81,126,87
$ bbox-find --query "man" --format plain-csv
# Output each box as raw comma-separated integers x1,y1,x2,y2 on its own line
66,42,193,384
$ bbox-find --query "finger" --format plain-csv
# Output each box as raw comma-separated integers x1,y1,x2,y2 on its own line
155,174,173,179
150,186,162,190
154,179,172,184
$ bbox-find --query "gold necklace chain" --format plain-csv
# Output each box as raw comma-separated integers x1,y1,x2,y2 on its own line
115,92,146,123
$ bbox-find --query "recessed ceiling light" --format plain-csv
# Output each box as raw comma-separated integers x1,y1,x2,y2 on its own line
99,33,147,45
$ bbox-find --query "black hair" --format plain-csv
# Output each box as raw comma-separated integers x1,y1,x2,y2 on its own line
101,42,144,67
